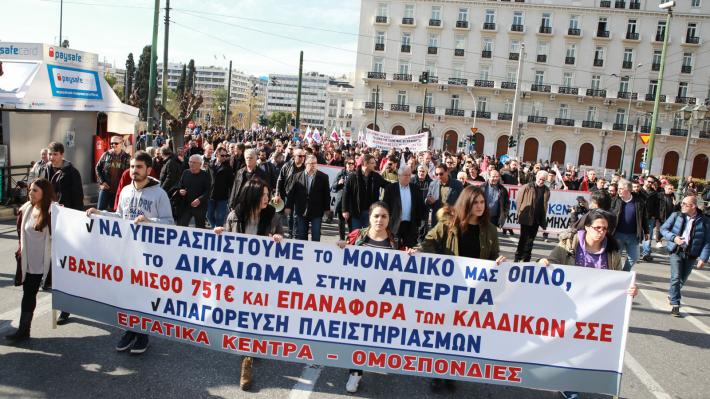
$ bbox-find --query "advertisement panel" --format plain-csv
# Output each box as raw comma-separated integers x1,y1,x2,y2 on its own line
46,64,103,100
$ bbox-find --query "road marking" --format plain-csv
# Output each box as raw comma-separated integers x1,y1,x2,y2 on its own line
692,269,710,283
639,286,710,335
0,294,53,333
288,364,322,399
623,352,673,399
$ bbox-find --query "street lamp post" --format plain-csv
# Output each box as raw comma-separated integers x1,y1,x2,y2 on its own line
373,85,380,131
677,104,708,200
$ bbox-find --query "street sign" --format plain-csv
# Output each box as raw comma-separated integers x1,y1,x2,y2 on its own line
470,127,478,134
640,161,647,169
639,133,650,144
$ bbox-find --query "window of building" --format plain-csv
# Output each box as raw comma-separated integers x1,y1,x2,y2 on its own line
559,104,569,119
425,91,433,107
480,66,490,80
370,88,379,102
377,3,388,17
673,113,684,129
532,101,543,117
598,17,608,33
402,33,411,46
398,61,410,74
425,61,436,76
587,106,597,121
451,94,460,110
615,109,627,125
507,69,517,83
653,50,662,66
537,41,549,57
595,47,605,61
431,5,441,21
569,15,579,29
563,72,574,87
485,10,496,24
376,32,385,45
452,64,465,79
627,19,637,34
678,82,689,98
455,35,466,50
687,23,698,39
397,90,407,105
566,44,576,58
682,53,693,67
692,0,701,7
657,20,667,39
619,76,630,93
372,57,384,72
541,13,552,28
648,80,658,96
591,75,601,90
535,71,545,85
404,4,415,19
483,38,494,52
428,33,439,47
477,97,488,112
458,8,469,22
513,11,524,26
623,48,633,63
510,40,521,53
504,98,514,113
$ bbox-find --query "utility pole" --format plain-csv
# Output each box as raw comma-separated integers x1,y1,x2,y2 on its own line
295,51,303,131
628,115,643,178
509,43,525,158
225,60,232,131
374,85,380,130
160,0,170,133
647,6,673,174
146,0,160,130
421,88,427,132
59,0,64,46
619,65,642,174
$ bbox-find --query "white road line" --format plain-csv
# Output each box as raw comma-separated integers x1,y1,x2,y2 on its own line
692,269,710,283
0,294,53,333
639,286,710,335
623,352,673,399
288,365,323,399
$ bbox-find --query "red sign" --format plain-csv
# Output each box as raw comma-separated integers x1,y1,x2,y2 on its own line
639,133,650,145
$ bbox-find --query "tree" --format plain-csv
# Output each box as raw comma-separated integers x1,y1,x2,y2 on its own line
113,84,125,102
104,73,117,88
124,53,135,101
258,114,268,127
269,111,291,132
186,59,196,93
211,88,229,124
156,91,203,151
176,64,187,97
134,45,155,121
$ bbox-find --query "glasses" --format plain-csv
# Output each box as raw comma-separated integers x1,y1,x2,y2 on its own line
435,172,445,177
681,202,695,207
346,162,355,166
588,225,608,232
218,153,227,157
110,142,121,146
294,155,305,158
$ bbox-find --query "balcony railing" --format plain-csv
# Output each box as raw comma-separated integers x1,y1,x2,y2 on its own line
617,92,638,100
448,78,468,86
630,1,640,9
456,20,469,29
675,96,697,105
651,63,661,71
615,1,626,8
445,108,465,116
375,43,384,51
600,0,611,7
401,44,411,53
531,84,551,92
424,75,439,84
539,26,552,34
640,126,662,134
509,52,520,60
597,30,610,38
699,131,710,139
565,56,576,65
593,59,604,67
393,74,412,81
416,106,436,114
428,46,438,54
483,22,496,30
482,50,492,58
528,115,548,124
558,86,579,95
670,128,689,136
537,54,547,62
364,102,384,110
622,61,632,69
454,49,464,56
497,112,513,120
402,17,414,25
568,28,581,36
367,72,386,80
390,104,410,112
645,93,666,102
682,65,692,73
474,111,491,119
429,19,441,27
555,118,575,126
582,120,603,129
474,79,495,88
686,36,700,44
501,81,517,90
375,16,388,23
586,89,607,97
613,123,633,131
626,32,639,40
511,24,524,32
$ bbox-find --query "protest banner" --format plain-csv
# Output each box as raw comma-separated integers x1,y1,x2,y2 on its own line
319,164,345,212
364,129,429,152
52,205,632,395
503,185,591,234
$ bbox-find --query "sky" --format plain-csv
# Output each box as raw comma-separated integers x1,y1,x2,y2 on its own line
1,0,361,78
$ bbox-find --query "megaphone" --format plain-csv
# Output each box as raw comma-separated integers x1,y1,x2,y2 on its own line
269,196,285,212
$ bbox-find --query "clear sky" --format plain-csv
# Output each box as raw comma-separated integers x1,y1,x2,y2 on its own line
2,0,361,77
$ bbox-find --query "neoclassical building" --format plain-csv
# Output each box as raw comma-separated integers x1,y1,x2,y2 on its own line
352,0,710,178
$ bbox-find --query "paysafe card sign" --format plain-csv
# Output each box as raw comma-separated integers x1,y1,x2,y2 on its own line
47,64,103,100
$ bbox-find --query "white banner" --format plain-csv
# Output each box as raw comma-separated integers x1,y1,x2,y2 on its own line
503,185,591,234
52,205,633,395
364,129,429,152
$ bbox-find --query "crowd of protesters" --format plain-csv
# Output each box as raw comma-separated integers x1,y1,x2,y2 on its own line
6,125,710,398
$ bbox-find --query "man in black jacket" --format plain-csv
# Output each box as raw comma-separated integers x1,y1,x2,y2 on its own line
176,154,212,228
332,157,355,240
285,155,331,241
641,176,660,261
482,169,510,229
342,154,388,230
257,148,278,190
276,147,306,237
611,178,649,271
229,149,268,211
158,146,183,195
383,167,425,248
207,148,233,228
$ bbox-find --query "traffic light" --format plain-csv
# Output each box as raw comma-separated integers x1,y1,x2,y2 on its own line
420,71,429,84
508,136,517,148
469,134,476,147
251,84,258,97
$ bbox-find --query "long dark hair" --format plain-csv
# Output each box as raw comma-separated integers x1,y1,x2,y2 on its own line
583,209,619,252
448,185,490,233
236,178,269,222
31,178,56,231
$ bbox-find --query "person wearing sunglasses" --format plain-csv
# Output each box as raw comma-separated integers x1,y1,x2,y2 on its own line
95,136,130,211
426,163,464,226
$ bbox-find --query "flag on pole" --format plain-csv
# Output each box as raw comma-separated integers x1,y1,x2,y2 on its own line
313,128,322,143
330,128,340,142
339,127,345,143
305,126,313,143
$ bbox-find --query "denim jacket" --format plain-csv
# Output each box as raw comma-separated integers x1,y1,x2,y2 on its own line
660,212,710,261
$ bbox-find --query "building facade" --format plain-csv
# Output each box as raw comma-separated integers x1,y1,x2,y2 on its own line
325,80,355,131
266,72,330,129
353,0,710,178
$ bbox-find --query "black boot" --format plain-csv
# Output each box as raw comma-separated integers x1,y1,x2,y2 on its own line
5,312,33,342
57,311,71,325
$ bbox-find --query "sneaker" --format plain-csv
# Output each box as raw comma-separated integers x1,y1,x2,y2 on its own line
655,242,664,249
115,331,137,351
346,372,362,393
56,312,71,325
642,254,653,262
130,334,150,354
561,392,580,399
671,306,681,317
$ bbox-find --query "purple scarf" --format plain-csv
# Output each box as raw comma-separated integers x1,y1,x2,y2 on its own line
574,230,609,269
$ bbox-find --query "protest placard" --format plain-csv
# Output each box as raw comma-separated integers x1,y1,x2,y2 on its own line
364,129,429,152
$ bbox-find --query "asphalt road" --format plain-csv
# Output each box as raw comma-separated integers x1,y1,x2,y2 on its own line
0,219,708,399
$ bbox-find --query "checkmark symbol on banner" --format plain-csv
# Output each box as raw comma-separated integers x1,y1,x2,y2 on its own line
151,298,161,312
85,219,94,233
59,256,67,269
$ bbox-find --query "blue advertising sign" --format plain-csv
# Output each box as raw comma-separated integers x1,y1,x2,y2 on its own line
47,64,103,100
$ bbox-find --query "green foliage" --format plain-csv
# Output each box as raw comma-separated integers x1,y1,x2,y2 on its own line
104,73,117,88
258,114,268,127
113,84,125,102
211,88,229,123
186,59,195,93
124,52,135,100
135,45,155,120
176,64,187,97
268,111,291,132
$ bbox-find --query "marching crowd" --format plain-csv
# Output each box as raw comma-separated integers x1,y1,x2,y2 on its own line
7,127,710,398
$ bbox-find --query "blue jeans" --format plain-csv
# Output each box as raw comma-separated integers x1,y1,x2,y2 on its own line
97,189,115,211
669,252,696,306
207,199,228,228
641,218,657,256
349,211,369,231
296,215,323,242
614,232,640,272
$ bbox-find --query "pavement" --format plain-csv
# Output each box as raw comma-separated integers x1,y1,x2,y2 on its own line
0,219,708,399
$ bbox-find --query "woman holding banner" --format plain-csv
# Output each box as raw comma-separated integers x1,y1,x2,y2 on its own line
6,178,55,343
539,209,637,399
337,201,416,393
213,178,283,391
419,185,506,392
